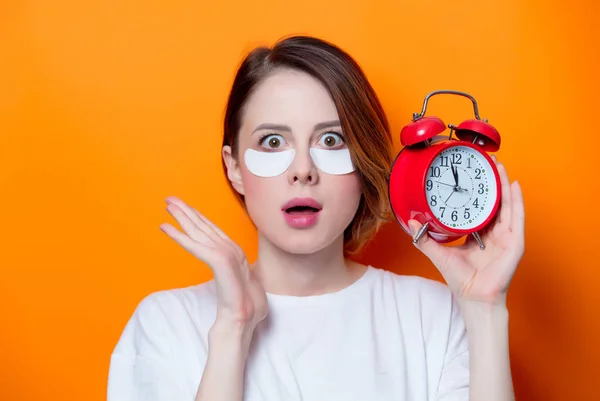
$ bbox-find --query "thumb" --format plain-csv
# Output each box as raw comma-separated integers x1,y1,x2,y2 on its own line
407,220,447,266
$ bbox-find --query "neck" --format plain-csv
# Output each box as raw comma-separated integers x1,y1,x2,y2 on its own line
251,231,365,297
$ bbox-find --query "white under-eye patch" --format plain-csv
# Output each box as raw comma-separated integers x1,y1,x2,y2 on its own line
244,148,296,177
243,147,355,177
309,148,355,175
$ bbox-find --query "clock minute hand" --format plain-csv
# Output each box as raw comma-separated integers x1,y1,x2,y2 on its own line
451,164,459,187
436,179,467,192
436,181,456,188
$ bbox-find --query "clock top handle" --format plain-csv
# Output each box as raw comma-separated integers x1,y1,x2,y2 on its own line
411,90,501,152
413,90,482,121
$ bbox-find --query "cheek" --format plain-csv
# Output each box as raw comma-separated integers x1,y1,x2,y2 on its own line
327,174,362,210
240,171,282,215
242,172,265,199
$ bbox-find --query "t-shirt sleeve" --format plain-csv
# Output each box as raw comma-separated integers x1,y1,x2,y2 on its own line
434,293,470,401
107,293,196,401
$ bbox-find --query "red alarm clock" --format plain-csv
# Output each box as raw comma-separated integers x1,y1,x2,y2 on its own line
388,90,502,250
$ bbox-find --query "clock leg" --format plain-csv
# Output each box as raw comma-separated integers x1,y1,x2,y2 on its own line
472,231,485,250
412,222,430,244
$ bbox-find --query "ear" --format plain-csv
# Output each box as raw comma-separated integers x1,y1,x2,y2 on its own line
222,145,245,195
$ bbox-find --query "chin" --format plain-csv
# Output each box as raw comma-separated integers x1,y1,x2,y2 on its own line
273,233,333,255
260,219,347,255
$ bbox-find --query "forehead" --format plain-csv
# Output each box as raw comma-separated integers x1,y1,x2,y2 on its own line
241,69,339,132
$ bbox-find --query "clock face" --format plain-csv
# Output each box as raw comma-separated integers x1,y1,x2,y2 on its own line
424,145,498,230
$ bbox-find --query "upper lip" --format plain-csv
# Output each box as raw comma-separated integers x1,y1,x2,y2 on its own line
281,197,323,211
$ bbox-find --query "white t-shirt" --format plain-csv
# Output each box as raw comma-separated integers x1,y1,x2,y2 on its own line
107,266,469,401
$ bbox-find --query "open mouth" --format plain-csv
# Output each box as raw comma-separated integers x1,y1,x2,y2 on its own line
285,205,321,215
281,198,322,228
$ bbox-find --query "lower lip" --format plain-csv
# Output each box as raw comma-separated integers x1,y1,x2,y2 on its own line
282,210,321,228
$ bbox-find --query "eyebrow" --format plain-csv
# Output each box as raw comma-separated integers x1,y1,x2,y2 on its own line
251,120,341,134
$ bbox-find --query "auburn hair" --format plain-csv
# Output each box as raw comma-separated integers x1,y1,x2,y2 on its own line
222,35,394,255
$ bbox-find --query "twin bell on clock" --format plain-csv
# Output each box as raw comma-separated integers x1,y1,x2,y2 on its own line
388,90,502,250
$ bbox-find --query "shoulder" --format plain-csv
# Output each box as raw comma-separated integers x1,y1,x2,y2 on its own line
108,282,218,399
368,266,466,341
368,266,469,371
370,265,455,307
141,279,219,320
128,279,219,329
111,279,219,358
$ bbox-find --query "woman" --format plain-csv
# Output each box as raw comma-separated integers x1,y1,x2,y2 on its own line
107,35,525,401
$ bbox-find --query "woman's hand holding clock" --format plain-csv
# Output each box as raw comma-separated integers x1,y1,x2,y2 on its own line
409,156,525,307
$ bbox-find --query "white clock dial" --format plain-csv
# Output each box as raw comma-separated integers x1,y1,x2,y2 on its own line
424,145,498,230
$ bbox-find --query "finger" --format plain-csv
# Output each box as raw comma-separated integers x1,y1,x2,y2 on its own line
192,208,231,242
166,197,233,243
159,223,214,262
191,207,246,263
159,224,237,285
408,220,449,268
510,180,525,238
166,197,221,240
166,203,213,243
494,158,512,227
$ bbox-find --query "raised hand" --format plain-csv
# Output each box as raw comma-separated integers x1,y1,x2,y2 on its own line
409,156,525,306
159,196,268,331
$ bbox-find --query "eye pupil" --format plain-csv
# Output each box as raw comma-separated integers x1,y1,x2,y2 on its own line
325,136,335,146
269,138,280,147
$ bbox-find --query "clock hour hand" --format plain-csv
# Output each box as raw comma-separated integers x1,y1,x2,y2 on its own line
451,164,459,187
450,163,468,193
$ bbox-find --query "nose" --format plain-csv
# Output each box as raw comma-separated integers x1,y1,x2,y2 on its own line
287,147,319,185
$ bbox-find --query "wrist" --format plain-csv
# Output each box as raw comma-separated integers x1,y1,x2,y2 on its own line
458,299,509,333
209,317,256,355
457,291,507,313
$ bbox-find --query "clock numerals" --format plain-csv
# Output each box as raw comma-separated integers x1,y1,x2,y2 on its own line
451,153,462,165
429,166,441,177
426,146,496,229
438,153,462,167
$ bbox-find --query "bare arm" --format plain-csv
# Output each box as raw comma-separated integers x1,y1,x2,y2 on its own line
461,299,515,401
409,156,524,401
160,196,268,401
195,321,254,401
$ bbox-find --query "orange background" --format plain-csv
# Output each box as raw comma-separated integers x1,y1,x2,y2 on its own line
1,0,598,399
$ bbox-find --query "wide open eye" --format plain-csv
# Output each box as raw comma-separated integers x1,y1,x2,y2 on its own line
258,134,288,151
317,132,345,149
